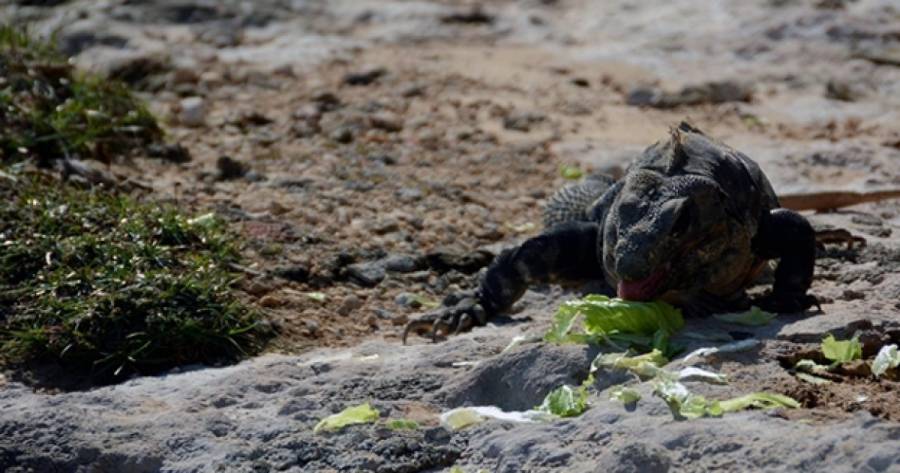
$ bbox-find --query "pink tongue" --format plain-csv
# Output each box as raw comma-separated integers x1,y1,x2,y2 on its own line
617,271,665,301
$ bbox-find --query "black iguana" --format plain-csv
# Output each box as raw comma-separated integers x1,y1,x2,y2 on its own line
404,122,820,342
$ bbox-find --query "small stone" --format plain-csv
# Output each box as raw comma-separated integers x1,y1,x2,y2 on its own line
216,156,248,181
259,294,284,308
171,67,199,85
273,265,309,282
312,91,341,111
347,261,385,287
503,112,545,132
338,295,364,316
343,66,386,86
626,86,661,106
146,143,192,163
177,96,207,127
245,279,276,297
303,319,320,334
571,77,590,87
369,112,403,132
395,292,422,309
372,217,400,234
400,84,425,97
331,127,354,144
382,254,424,273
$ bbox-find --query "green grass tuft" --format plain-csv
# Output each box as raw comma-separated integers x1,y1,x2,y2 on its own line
0,170,270,379
0,24,162,164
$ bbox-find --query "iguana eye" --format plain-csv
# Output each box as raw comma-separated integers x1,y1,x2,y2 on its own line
671,203,692,236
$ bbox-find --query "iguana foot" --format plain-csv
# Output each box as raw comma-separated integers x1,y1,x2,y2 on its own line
402,293,487,344
754,292,821,314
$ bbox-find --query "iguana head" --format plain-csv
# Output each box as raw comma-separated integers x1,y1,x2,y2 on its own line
602,158,741,302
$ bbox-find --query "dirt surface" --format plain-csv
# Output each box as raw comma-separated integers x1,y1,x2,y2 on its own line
3,0,900,471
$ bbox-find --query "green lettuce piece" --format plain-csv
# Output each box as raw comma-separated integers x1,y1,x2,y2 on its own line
654,380,799,420
575,295,684,336
821,334,862,363
677,367,728,385
442,409,485,430
718,392,800,412
385,419,420,430
544,307,582,343
545,295,684,354
653,378,722,419
796,372,831,385
314,403,380,433
609,386,641,405
872,344,900,378
537,384,589,417
591,349,668,379
713,306,775,326
559,165,584,180
795,358,831,374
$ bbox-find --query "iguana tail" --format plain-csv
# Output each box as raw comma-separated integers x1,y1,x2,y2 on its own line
543,174,615,228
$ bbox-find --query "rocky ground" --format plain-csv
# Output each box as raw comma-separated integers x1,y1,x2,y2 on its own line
2,0,900,471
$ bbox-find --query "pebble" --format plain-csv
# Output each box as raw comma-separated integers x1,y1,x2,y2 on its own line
259,294,283,308
338,295,364,316
178,96,207,127
347,261,386,287
343,66,386,86
331,127,354,144
381,254,424,273
395,292,422,309
216,156,249,181
369,112,403,132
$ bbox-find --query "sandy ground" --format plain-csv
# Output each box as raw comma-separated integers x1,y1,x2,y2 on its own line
2,0,900,471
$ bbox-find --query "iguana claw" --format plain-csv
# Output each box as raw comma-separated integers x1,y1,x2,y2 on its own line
402,294,487,344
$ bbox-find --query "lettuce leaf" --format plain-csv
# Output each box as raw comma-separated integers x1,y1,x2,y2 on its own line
718,392,800,412
591,349,668,379
821,334,862,363
609,386,641,405
537,384,589,417
314,403,380,433
385,419,419,430
872,344,900,377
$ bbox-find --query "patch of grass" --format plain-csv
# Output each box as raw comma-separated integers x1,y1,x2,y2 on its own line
0,169,270,379
0,24,162,164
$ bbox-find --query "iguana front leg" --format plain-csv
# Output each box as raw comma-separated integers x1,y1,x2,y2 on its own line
752,208,819,312
403,221,605,343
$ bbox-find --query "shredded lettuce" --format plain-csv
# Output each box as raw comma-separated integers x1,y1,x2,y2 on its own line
795,372,831,385
385,419,419,430
795,358,831,374
821,334,862,363
653,378,722,419
537,384,589,417
546,295,684,355
609,386,641,405
314,403,380,433
718,392,800,411
713,306,775,326
653,379,799,420
441,408,485,430
591,349,668,379
872,344,900,378
677,366,728,385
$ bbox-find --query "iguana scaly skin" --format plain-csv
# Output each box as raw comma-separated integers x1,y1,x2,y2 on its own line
404,122,818,342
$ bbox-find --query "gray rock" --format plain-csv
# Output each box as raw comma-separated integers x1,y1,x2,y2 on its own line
347,261,386,287
178,96,207,127
337,295,363,316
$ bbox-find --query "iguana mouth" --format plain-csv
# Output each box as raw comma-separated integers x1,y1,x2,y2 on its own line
616,268,668,301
